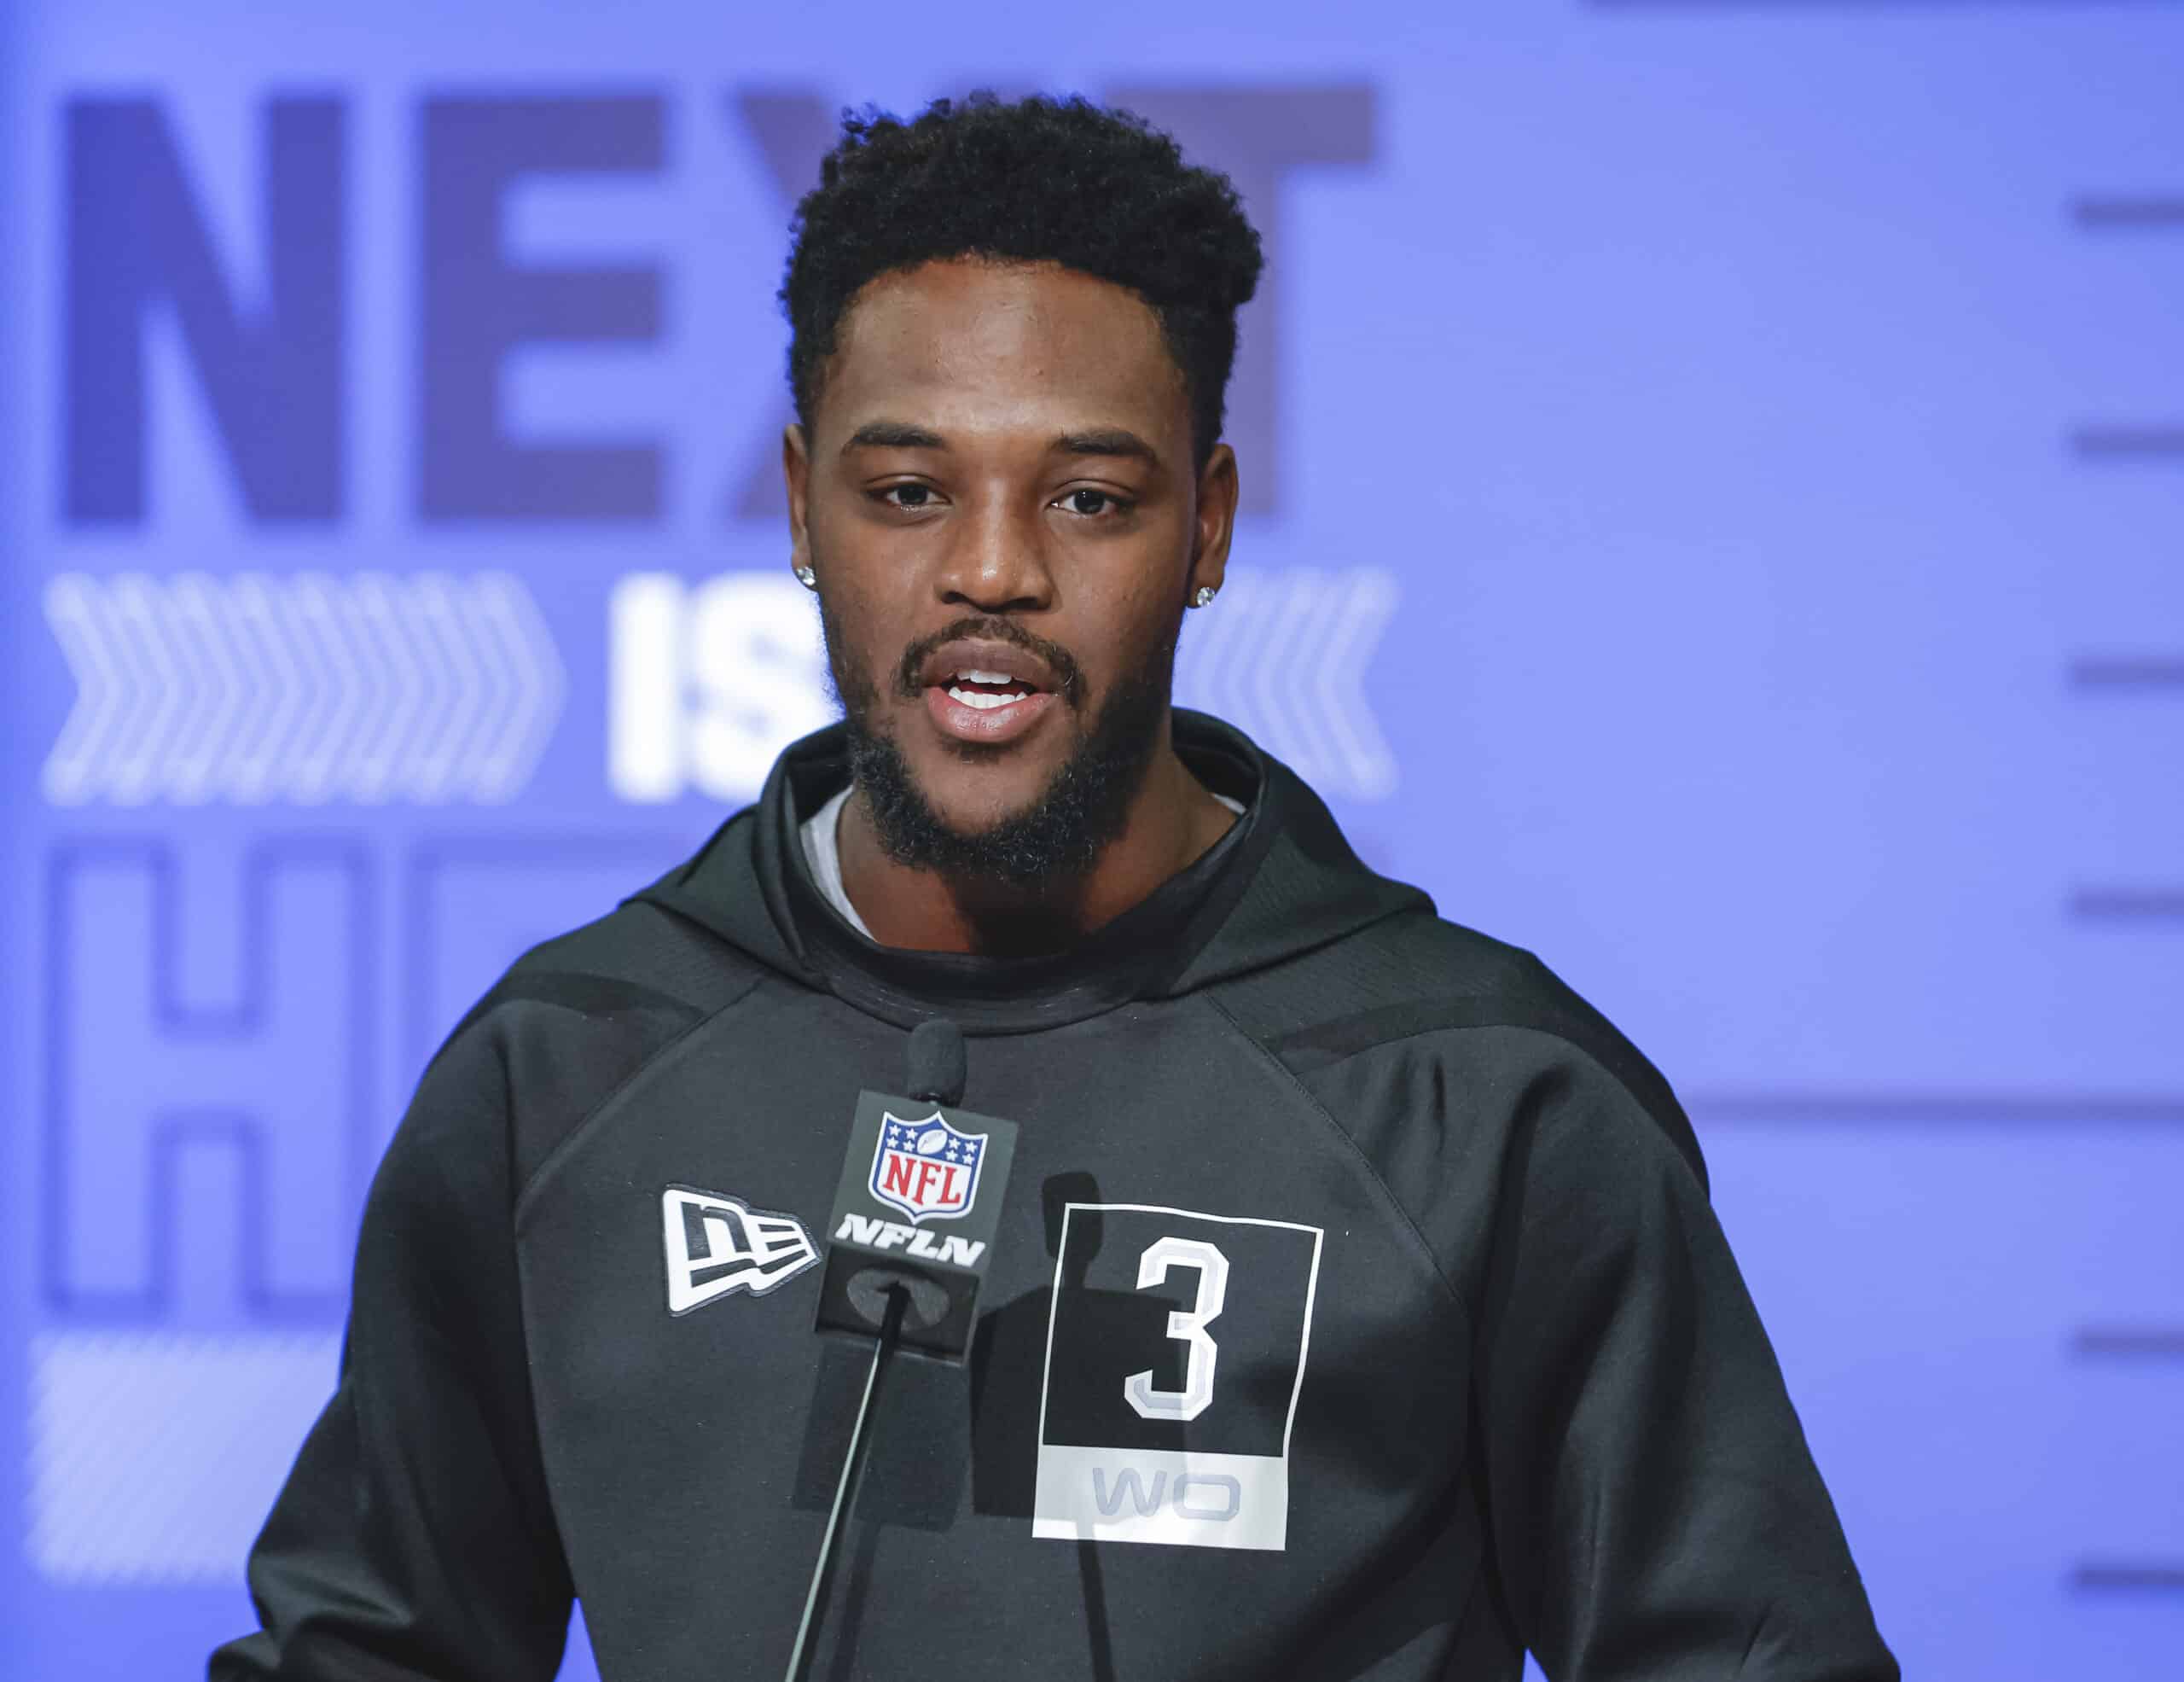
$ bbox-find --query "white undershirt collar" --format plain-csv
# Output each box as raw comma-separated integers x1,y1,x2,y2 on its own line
798,783,1246,941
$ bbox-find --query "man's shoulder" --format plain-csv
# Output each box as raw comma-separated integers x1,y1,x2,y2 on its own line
1212,904,1591,1053
413,895,769,1196
453,893,762,1042
1209,906,1697,1175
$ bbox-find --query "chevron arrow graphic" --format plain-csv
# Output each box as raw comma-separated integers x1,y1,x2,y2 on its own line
42,577,123,806
42,573,567,807
1175,567,1399,801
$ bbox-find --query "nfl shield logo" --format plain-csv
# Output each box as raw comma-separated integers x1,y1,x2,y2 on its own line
869,1111,988,1224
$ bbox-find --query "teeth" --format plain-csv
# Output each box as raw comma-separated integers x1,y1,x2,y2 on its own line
948,686,1025,711
954,668,1015,685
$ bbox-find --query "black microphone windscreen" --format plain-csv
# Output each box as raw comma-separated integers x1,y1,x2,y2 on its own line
906,1019,967,1107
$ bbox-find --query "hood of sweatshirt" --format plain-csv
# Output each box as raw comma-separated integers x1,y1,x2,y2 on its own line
628,708,1432,1034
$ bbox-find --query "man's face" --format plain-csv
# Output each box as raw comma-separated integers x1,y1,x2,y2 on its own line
785,258,1234,882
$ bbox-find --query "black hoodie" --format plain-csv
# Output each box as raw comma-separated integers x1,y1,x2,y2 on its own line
212,713,1897,1682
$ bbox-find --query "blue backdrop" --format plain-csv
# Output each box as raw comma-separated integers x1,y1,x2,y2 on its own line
4,2,2181,1678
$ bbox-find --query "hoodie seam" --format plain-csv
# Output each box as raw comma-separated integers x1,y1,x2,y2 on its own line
1158,899,1426,1001
1201,990,1476,1334
511,970,765,1231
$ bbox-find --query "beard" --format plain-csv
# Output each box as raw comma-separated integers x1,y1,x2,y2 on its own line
818,598,1179,889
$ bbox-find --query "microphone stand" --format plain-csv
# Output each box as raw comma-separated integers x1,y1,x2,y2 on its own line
784,1283,909,1682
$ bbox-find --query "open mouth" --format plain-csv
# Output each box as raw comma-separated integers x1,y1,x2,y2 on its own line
915,642,1063,745
941,667,1042,710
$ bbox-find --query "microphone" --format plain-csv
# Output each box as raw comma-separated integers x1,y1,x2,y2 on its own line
811,1019,1019,1360
787,1021,1019,1682
906,1017,966,1108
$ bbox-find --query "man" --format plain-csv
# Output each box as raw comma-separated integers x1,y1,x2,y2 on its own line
214,95,1896,1680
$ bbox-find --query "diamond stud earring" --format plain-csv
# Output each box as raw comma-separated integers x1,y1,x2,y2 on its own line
1192,585,1217,608
794,565,817,589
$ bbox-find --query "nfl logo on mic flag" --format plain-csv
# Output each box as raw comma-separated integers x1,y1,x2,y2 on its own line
815,1091,1019,1359
869,1112,985,1223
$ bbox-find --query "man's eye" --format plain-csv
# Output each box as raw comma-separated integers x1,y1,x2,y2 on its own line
1058,487,1131,517
877,483,938,510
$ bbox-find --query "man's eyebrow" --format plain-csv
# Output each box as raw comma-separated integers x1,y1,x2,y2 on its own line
843,420,947,453
1054,428,1159,465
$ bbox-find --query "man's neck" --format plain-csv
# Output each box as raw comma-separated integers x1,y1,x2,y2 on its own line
834,740,1238,957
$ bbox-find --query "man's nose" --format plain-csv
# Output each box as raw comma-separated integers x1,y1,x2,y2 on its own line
932,495,1057,615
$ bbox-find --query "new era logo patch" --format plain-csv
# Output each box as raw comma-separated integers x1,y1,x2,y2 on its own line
662,1185,819,1314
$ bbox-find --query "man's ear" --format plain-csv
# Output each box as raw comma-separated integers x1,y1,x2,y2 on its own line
783,422,812,577
1187,442,1238,602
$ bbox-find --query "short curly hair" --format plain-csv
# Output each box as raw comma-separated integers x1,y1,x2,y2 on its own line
780,93,1264,468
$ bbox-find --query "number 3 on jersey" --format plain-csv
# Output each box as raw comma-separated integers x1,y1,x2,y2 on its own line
1124,1237,1229,1421
1035,1204,1322,1551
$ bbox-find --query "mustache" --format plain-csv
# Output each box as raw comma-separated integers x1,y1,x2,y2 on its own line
891,616,1086,707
